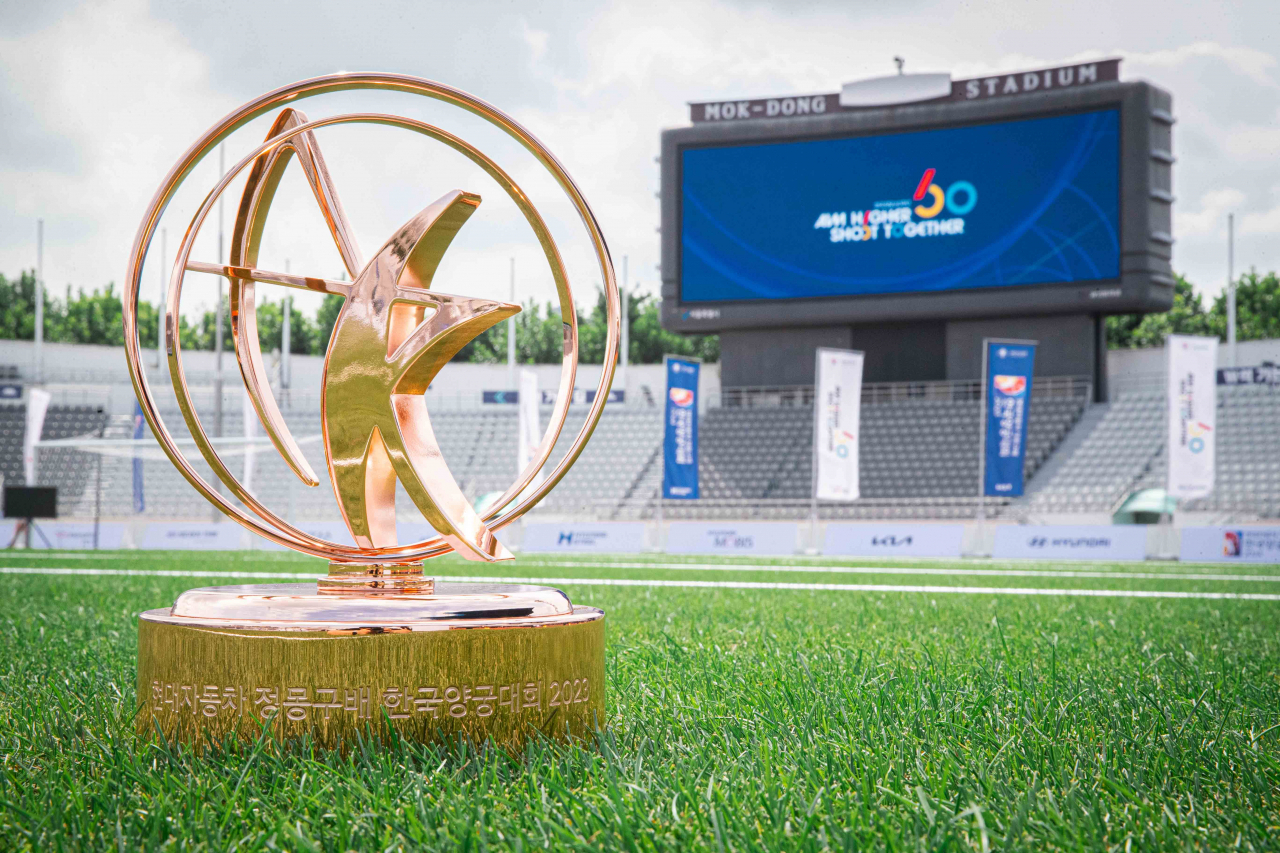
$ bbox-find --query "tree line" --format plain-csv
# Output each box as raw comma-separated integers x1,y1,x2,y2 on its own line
0,271,719,364
3,268,1277,359
1104,271,1280,348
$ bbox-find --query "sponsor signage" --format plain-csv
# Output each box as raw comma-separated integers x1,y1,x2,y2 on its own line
0,384,20,400
140,523,245,550
993,525,1146,561
666,522,798,556
483,390,518,404
824,523,964,558
983,339,1036,497
17,522,126,550
689,60,1119,123
522,522,647,554
254,522,356,552
1180,527,1280,564
662,356,700,499
813,348,864,501
1167,335,1218,500
1217,364,1280,387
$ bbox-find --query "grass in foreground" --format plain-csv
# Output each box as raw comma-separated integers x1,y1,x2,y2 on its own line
0,553,1277,850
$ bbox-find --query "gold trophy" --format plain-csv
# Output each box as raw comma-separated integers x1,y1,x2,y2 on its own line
124,74,617,748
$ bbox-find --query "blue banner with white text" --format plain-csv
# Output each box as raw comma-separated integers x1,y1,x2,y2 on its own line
132,400,146,514
662,358,700,499
983,341,1036,497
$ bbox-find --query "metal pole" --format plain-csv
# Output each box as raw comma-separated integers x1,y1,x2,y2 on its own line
34,219,43,384
810,347,821,551
282,259,291,390
93,418,105,550
157,228,168,373
1227,212,1236,367
621,255,629,395
976,341,989,554
507,257,516,388
215,144,226,439
212,146,226,520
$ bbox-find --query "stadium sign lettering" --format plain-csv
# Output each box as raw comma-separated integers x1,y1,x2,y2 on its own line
689,59,1120,123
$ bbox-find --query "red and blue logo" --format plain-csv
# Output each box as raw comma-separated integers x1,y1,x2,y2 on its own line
993,375,1027,396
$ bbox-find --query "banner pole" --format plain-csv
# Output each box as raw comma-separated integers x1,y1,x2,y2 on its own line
977,340,989,555
811,348,823,552
658,354,667,552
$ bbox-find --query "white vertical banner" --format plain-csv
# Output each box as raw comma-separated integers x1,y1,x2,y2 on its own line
23,388,51,484
1167,334,1218,501
242,389,257,495
518,369,544,489
813,348,863,501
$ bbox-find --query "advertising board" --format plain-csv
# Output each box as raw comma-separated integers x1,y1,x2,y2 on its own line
993,525,1146,561
823,524,963,558
1180,527,1280,564
666,522,798,556
253,522,357,552
140,523,245,551
522,523,647,554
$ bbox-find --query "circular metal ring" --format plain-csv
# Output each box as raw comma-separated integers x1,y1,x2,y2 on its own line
124,74,619,562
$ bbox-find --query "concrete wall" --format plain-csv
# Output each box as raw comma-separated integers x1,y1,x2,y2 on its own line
1108,337,1280,393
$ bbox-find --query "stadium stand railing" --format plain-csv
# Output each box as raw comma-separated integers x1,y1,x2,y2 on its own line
9,368,1279,528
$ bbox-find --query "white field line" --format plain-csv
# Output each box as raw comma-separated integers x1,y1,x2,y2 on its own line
520,561,1280,584
7,551,1280,575
2,566,1279,601
5,553,1280,583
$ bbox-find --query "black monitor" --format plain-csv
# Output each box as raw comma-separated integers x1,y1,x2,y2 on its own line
3,486,57,519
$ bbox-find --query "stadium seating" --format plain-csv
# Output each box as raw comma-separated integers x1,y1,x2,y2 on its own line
4,378,1276,525
0,404,111,515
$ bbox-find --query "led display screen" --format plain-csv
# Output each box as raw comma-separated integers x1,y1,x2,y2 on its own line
679,108,1120,303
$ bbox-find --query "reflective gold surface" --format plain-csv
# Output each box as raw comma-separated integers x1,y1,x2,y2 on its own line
125,74,619,562
125,76,616,748
138,592,604,749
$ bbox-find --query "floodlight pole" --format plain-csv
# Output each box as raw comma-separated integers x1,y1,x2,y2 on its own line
212,144,226,520
282,259,291,391
976,342,989,555
507,257,516,389
34,219,43,384
157,228,168,374
1227,212,1236,367
620,255,629,396
214,144,226,439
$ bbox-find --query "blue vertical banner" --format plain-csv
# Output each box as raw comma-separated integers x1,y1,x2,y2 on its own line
132,400,146,514
662,357,700,499
983,340,1037,497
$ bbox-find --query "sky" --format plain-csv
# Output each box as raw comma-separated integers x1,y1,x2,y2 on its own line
1,0,1278,322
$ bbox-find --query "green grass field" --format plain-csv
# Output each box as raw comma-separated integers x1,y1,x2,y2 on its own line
0,550,1277,851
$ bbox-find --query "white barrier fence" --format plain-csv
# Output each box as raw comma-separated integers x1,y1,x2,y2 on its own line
4,520,1280,563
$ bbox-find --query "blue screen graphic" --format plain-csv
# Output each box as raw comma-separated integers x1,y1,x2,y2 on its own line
680,108,1120,302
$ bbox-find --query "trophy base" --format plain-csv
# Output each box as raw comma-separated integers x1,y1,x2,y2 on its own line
137,582,604,750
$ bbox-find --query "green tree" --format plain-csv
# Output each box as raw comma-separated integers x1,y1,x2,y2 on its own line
1106,274,1216,348
315,293,345,354
625,291,719,363
1211,269,1280,341
0,271,53,341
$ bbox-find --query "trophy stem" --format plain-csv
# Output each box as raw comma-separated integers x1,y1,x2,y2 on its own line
319,561,433,594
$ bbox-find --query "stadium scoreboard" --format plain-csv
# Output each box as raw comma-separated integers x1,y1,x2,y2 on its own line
660,59,1174,335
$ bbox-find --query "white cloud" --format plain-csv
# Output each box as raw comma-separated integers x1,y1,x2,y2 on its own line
3,0,1280,314
0,0,233,301
1125,41,1278,88
1177,187,1246,237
